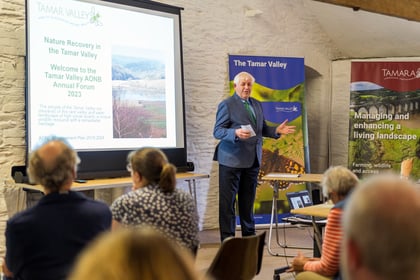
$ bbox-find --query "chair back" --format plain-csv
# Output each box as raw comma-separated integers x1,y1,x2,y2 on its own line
206,231,266,280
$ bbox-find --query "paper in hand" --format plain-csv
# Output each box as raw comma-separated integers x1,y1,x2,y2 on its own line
241,124,256,137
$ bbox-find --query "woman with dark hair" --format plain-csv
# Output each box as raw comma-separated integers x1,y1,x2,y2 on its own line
110,147,199,254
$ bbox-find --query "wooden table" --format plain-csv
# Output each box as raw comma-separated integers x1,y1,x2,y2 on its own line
262,173,323,185
291,203,332,218
21,172,209,208
261,173,324,257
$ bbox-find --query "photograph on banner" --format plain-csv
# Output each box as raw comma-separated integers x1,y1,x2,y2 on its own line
349,61,420,181
228,54,307,224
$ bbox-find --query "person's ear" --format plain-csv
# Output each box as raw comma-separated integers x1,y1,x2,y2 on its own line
131,171,142,190
132,171,142,183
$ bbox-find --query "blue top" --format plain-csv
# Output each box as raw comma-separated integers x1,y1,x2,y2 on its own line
5,191,112,280
213,93,279,168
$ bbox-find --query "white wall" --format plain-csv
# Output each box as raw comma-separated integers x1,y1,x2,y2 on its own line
0,0,346,230
331,60,352,166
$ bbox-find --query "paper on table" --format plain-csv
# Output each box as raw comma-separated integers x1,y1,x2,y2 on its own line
241,124,256,137
264,173,301,178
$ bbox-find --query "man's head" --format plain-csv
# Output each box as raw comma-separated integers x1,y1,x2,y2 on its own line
28,138,80,193
233,72,255,100
341,174,420,280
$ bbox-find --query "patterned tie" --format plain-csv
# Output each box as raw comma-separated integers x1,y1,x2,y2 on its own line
244,100,256,125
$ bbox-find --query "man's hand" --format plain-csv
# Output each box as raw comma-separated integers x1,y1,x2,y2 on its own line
235,128,252,139
276,119,296,135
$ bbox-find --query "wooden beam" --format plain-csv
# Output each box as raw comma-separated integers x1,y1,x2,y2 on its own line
312,0,420,22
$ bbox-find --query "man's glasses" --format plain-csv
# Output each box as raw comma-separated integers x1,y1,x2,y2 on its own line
126,163,132,172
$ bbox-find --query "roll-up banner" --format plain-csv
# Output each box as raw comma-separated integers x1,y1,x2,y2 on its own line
349,61,420,181
228,55,307,224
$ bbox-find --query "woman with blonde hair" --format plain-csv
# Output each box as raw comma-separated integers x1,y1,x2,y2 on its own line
68,227,203,280
110,147,199,254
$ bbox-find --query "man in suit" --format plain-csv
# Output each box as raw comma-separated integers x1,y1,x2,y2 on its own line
213,71,295,241
2,137,112,280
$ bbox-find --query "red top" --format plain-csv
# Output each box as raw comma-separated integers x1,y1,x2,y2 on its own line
303,207,342,277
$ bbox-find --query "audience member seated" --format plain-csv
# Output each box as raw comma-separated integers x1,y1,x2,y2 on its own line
287,166,359,280
110,147,199,254
68,227,203,280
400,157,414,179
2,137,112,280
341,174,420,280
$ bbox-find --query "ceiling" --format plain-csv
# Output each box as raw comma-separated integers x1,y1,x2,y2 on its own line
305,0,420,59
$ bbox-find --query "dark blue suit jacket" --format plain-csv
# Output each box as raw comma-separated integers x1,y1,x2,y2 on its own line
213,93,279,168
5,191,112,280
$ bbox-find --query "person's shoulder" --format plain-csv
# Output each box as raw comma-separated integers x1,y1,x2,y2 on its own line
85,200,111,215
332,198,347,209
327,207,343,222
82,198,112,220
85,197,109,207
73,191,104,203
7,207,35,226
76,193,110,210
173,189,195,204
224,94,239,103
249,97,262,105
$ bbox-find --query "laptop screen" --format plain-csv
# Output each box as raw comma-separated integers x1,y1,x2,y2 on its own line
286,190,313,210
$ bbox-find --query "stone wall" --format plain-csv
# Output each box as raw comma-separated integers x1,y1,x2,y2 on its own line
1,0,350,233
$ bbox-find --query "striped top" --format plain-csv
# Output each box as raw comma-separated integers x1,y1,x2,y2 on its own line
303,207,342,277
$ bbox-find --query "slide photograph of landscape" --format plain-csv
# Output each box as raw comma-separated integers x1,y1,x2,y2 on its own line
112,48,167,139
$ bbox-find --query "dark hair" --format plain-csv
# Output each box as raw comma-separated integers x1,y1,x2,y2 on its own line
128,148,176,192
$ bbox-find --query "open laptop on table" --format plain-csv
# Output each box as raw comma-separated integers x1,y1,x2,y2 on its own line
284,190,327,223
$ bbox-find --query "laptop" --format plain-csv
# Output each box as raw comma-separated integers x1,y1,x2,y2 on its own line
285,190,326,222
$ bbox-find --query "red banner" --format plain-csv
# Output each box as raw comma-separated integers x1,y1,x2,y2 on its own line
349,61,420,181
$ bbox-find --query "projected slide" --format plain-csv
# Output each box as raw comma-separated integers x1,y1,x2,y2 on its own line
27,0,183,151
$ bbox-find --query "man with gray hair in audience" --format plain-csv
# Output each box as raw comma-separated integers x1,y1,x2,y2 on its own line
2,137,112,280
341,174,420,280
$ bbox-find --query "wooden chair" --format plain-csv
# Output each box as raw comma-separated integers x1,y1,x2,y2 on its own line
206,231,266,280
